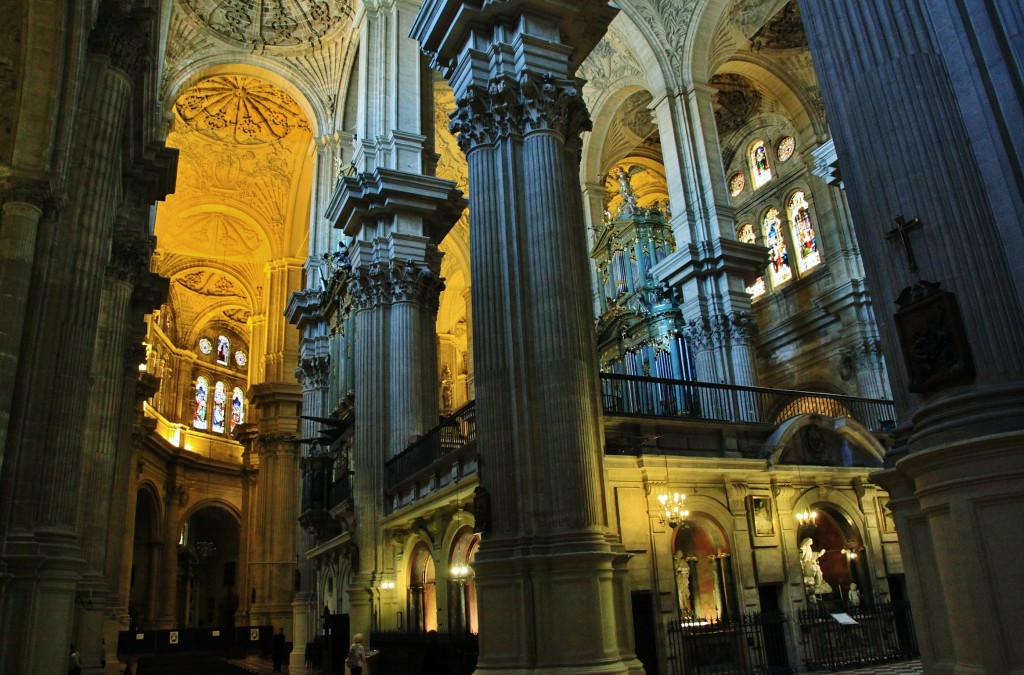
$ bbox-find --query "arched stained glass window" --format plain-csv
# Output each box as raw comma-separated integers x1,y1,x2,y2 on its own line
746,277,766,300
749,140,772,189
212,381,227,433
193,376,209,430
788,191,821,273
216,336,230,365
762,208,793,286
737,223,766,299
231,387,245,432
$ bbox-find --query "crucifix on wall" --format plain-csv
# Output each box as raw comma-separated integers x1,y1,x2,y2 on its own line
886,215,923,271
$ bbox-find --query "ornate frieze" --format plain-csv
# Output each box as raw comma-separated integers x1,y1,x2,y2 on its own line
449,74,592,155
180,0,353,49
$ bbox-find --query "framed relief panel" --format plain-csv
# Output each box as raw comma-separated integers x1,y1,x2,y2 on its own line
748,495,777,546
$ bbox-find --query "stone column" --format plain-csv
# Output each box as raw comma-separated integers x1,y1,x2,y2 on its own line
411,3,641,671
649,85,765,388
0,179,48,469
326,168,463,639
800,2,1024,672
0,13,138,668
154,476,188,629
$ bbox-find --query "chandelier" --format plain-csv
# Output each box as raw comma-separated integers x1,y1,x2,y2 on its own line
195,539,217,560
658,490,689,527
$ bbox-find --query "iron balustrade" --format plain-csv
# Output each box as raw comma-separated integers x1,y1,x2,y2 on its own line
797,601,919,671
665,613,791,675
386,402,477,493
599,373,896,431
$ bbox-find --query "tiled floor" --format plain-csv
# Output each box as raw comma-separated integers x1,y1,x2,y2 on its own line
816,660,923,674
232,655,925,675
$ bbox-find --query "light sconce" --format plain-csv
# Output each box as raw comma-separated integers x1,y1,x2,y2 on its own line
379,579,395,591
841,545,861,560
450,564,475,584
795,510,818,526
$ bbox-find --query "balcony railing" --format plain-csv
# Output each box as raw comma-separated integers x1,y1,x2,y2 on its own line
386,402,477,494
599,373,896,432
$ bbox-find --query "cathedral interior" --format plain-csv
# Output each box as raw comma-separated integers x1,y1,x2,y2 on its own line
1,0,1023,673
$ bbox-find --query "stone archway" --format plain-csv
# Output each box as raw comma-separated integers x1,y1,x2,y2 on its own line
178,504,241,628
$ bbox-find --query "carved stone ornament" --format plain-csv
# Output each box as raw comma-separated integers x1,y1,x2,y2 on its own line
175,76,311,145
711,73,761,136
88,2,153,79
346,260,444,312
180,0,353,49
894,280,975,393
750,1,808,51
449,74,591,155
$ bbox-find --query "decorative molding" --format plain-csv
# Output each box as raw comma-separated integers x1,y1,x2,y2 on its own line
88,2,153,79
179,0,353,50
175,76,311,145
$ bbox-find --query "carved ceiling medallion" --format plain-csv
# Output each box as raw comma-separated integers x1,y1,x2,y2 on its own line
711,73,762,136
618,91,659,145
751,1,808,51
180,0,353,49
176,76,310,145
175,270,246,298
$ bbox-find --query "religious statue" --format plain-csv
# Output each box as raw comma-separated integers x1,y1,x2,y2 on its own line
673,551,693,617
611,166,644,216
440,364,454,412
847,582,861,607
799,537,832,598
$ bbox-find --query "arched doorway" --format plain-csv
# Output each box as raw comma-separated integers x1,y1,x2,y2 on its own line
178,504,240,628
408,542,437,633
672,516,737,622
797,505,867,604
448,529,479,635
130,487,161,628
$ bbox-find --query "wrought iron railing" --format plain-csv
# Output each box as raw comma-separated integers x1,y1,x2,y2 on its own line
797,601,918,671
599,373,896,431
665,612,791,675
385,402,477,493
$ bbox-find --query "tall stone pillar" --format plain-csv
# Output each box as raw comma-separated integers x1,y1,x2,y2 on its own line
411,3,642,671
326,171,464,639
0,179,48,469
799,2,1024,673
649,85,765,388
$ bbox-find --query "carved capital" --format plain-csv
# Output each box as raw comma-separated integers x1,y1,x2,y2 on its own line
296,355,330,390
88,2,153,79
449,74,592,155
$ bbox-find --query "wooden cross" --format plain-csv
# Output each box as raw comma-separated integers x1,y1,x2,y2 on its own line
886,215,922,272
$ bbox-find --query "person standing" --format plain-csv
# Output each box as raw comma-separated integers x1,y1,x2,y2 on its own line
68,645,81,675
345,633,378,675
272,627,286,672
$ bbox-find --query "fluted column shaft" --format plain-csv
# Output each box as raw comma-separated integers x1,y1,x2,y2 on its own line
800,1,1024,672
0,54,131,675
412,2,641,671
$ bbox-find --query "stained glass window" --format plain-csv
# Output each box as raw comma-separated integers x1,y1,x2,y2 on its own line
749,140,772,189
231,387,245,432
198,337,213,355
216,336,230,365
212,381,227,433
788,191,821,273
777,136,796,162
234,350,248,367
762,207,792,286
728,172,746,197
193,376,209,430
736,222,756,244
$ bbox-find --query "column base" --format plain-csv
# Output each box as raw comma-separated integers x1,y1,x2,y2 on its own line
873,429,1024,674
473,533,643,675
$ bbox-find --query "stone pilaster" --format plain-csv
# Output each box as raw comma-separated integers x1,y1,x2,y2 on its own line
800,1,1024,672
412,2,641,671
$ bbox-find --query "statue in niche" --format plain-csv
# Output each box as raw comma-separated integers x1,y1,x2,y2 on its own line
673,551,693,617
440,364,454,412
847,582,861,607
799,537,832,598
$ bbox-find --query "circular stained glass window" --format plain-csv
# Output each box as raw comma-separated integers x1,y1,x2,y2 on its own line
728,172,746,197
198,337,213,354
235,350,248,367
777,136,796,162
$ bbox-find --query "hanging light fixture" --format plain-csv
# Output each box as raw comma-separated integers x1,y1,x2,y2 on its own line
796,510,818,526
658,490,689,528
